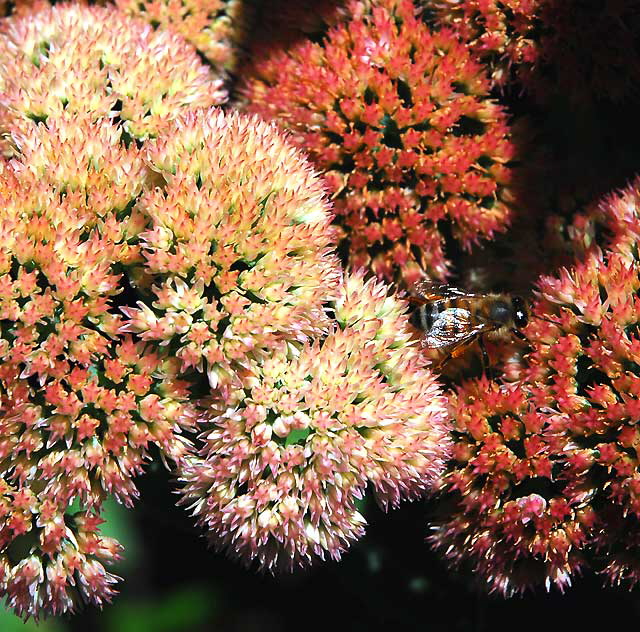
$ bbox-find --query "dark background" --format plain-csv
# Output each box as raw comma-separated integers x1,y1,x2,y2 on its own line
35,465,640,631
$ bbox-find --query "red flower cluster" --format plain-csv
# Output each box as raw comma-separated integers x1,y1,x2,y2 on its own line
429,377,593,595
431,178,640,591
242,0,515,286
527,247,640,586
432,0,640,103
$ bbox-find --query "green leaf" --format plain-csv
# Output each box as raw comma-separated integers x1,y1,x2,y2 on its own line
0,605,66,632
284,427,312,446
105,585,216,632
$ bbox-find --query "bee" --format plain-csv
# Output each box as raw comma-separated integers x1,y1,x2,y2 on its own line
409,280,529,368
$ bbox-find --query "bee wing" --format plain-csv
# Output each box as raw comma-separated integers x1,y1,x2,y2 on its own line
413,279,480,301
423,307,489,349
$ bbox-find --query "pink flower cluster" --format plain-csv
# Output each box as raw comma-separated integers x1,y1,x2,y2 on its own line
0,3,452,618
121,107,341,390
242,0,515,286
430,178,640,593
0,479,122,619
180,272,450,570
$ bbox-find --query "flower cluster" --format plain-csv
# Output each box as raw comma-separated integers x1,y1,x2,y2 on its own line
431,0,640,103
0,162,196,509
8,112,149,253
0,2,226,150
431,178,640,592
114,0,250,73
526,248,640,585
429,377,594,595
180,271,450,570
0,477,123,620
241,0,515,286
122,107,341,390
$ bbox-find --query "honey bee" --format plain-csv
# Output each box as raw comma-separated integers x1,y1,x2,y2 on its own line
409,280,529,368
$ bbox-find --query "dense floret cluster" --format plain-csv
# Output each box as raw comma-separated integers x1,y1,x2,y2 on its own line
0,478,123,619
122,107,341,390
180,272,450,570
429,377,594,594
2,0,640,621
0,161,195,508
0,2,226,151
242,0,515,285
431,179,640,592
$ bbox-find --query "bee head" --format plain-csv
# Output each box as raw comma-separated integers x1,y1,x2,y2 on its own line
489,299,511,324
511,296,528,328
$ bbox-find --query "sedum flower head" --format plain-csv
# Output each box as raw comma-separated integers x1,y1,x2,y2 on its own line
0,478,122,620
0,165,196,508
525,247,640,586
179,271,450,571
122,107,341,389
7,112,149,264
429,377,594,595
241,0,515,285
431,0,640,104
0,2,226,147
431,183,640,592
115,0,250,73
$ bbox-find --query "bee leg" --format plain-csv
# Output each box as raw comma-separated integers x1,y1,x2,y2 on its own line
433,343,465,371
478,335,492,379
511,328,526,341
433,350,453,371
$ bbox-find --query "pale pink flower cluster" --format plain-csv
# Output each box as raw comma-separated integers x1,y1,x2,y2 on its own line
0,478,122,620
0,3,226,149
0,4,452,616
122,107,341,389
180,271,450,570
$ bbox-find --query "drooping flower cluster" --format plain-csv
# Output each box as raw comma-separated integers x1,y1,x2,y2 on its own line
180,271,450,570
431,0,640,103
429,377,594,595
241,0,515,286
0,162,196,509
114,0,250,73
0,2,226,151
122,107,341,390
0,477,122,620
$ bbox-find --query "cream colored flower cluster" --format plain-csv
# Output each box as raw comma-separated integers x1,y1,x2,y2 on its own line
0,1,450,619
